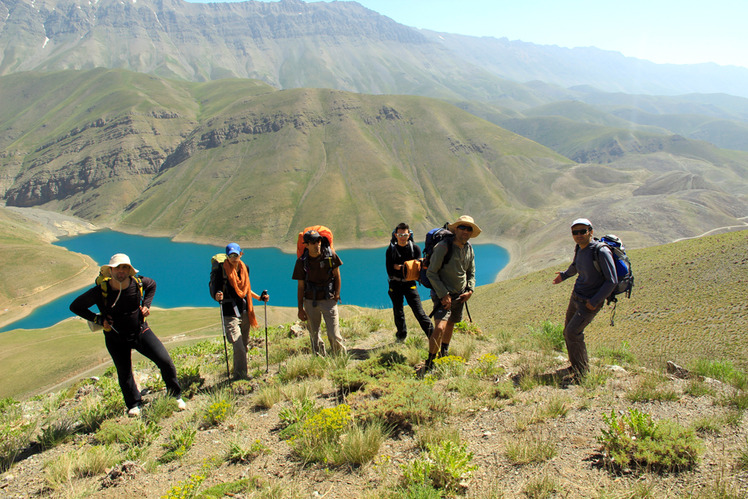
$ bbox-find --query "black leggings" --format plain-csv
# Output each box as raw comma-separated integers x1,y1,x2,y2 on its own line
388,280,433,339
104,327,181,409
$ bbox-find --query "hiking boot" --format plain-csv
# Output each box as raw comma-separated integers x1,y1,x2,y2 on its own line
424,353,436,373
439,344,449,358
395,332,407,343
127,406,141,418
176,398,187,411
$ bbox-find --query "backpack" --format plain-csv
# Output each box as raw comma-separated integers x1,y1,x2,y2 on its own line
89,273,144,331
418,224,454,289
296,225,334,258
576,234,634,326
296,225,336,302
96,273,144,309
209,253,228,297
596,235,634,303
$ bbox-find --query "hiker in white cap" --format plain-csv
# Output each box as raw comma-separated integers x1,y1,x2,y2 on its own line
553,219,618,379
70,253,186,417
424,215,480,372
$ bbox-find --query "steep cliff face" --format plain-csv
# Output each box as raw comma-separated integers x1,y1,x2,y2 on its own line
4,111,193,218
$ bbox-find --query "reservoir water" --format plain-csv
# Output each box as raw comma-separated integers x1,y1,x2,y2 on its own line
1,230,508,332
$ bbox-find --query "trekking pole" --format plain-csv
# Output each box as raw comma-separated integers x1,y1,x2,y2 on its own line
218,300,231,380
465,301,473,323
261,290,269,373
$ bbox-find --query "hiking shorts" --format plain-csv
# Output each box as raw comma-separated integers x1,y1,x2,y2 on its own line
431,295,465,323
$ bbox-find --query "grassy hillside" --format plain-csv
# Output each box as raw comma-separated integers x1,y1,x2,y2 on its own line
473,229,748,370
119,88,571,246
3,229,746,398
0,207,99,328
1,231,746,498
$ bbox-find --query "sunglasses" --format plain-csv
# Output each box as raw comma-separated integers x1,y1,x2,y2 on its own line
395,233,410,238
456,225,473,232
228,253,240,258
571,229,589,236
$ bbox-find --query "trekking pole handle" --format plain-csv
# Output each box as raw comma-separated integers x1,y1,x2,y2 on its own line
260,289,268,301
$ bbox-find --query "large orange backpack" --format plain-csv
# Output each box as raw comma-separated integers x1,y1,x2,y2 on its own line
296,225,334,258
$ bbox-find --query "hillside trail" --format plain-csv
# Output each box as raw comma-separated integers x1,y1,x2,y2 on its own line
3,317,747,498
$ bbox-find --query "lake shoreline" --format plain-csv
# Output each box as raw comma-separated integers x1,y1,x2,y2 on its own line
2,208,515,331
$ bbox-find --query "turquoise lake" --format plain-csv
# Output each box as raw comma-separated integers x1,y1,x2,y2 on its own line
0,230,508,332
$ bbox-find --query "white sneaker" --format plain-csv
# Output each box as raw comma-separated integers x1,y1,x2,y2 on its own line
127,406,141,417
176,398,187,411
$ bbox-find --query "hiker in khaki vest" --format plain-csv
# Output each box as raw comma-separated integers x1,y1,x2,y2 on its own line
211,243,268,380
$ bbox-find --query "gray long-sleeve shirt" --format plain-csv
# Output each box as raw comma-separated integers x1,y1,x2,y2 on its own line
426,240,476,299
560,240,618,308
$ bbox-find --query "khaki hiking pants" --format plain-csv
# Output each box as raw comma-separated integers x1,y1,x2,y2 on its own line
303,298,346,356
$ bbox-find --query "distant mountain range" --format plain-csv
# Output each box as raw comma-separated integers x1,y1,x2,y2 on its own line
2,0,748,101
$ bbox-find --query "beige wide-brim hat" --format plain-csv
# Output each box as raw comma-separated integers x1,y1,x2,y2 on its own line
448,215,482,238
100,253,138,277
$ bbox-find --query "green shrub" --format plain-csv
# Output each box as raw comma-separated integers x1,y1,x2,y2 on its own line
340,316,385,340
278,397,319,440
598,408,703,472
683,379,716,398
595,341,636,365
278,355,326,383
505,433,557,464
289,404,353,465
718,390,748,412
738,437,748,471
529,320,565,352
159,424,197,464
330,350,412,393
351,378,452,431
95,419,160,449
253,382,284,410
38,415,77,449
626,375,680,402
44,445,120,490
400,441,477,493
522,475,559,498
493,380,516,400
225,439,271,464
432,355,467,378
691,360,747,389
142,395,178,424
453,321,485,339
467,353,503,379
0,403,36,472
177,364,204,398
198,388,236,428
336,419,389,466
415,425,461,450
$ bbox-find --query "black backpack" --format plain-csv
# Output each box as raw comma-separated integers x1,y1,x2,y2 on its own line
418,224,454,288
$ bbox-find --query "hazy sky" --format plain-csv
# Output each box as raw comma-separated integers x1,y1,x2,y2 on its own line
191,0,748,69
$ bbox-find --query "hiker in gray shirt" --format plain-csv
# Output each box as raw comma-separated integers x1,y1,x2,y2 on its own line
553,218,617,377
425,215,480,372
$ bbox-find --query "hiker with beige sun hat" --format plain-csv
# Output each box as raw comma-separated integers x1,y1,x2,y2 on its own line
70,253,185,417
424,215,480,372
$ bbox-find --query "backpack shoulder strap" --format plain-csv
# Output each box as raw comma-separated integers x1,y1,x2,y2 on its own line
133,276,144,306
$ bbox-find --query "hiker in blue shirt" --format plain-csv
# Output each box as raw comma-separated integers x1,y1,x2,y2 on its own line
553,218,617,377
